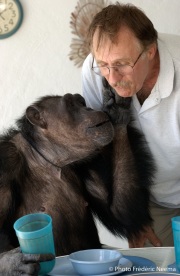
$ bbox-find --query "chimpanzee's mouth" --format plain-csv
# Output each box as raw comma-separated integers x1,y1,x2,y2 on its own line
88,119,110,129
86,118,114,146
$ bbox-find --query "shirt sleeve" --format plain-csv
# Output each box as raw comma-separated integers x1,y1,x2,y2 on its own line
82,53,103,111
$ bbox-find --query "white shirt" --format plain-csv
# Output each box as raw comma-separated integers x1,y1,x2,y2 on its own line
82,33,180,208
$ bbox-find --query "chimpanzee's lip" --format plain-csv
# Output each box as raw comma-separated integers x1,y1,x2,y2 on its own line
88,119,110,129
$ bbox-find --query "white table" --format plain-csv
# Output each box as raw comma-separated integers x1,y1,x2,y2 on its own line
53,247,177,275
120,247,175,270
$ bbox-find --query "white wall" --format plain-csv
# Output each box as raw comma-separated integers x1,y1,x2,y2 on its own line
1,0,180,249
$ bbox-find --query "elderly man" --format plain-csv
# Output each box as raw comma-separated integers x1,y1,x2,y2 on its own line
82,2,180,247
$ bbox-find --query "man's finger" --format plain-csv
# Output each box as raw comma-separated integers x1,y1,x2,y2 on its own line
129,237,146,248
147,230,162,247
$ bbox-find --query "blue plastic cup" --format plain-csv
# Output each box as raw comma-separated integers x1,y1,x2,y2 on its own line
13,213,55,275
172,216,180,271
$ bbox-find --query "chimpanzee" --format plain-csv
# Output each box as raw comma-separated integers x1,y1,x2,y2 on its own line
0,87,155,275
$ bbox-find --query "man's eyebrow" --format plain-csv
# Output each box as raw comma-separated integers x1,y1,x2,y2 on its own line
96,58,131,65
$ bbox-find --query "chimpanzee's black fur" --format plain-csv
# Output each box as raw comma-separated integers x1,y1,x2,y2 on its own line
0,86,155,276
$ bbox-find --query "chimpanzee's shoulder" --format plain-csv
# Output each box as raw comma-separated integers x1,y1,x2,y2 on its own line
0,128,25,178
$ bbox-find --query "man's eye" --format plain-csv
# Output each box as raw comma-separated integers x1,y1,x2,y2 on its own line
115,63,126,67
99,65,107,68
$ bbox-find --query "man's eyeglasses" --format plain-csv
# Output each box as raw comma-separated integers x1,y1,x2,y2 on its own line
91,50,144,77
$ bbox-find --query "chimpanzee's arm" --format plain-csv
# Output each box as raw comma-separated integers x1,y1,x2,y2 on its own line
85,78,155,242
100,78,160,246
0,141,55,275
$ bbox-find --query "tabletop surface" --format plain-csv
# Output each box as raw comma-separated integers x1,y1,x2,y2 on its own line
52,247,177,276
119,247,175,268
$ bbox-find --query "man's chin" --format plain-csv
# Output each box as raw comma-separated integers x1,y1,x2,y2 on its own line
114,88,134,98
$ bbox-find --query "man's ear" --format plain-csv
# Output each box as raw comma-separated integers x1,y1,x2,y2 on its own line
26,105,47,129
147,43,157,60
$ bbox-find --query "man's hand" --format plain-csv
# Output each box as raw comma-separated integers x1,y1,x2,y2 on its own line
0,247,55,276
128,226,162,248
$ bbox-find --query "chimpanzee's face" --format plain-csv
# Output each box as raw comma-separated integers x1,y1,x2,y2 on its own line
26,94,114,154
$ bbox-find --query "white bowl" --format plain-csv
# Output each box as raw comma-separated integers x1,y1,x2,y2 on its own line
69,249,122,275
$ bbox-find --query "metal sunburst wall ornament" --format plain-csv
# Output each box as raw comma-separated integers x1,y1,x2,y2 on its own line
69,0,110,67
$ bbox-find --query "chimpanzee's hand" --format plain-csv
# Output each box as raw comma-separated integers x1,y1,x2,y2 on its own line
102,78,132,125
0,247,55,276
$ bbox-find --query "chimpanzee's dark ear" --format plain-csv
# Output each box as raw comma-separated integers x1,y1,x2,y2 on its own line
26,105,47,129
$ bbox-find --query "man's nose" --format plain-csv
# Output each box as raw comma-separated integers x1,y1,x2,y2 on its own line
107,68,123,87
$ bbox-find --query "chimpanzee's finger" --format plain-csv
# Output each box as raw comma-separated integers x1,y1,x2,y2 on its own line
18,262,40,275
22,253,55,263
